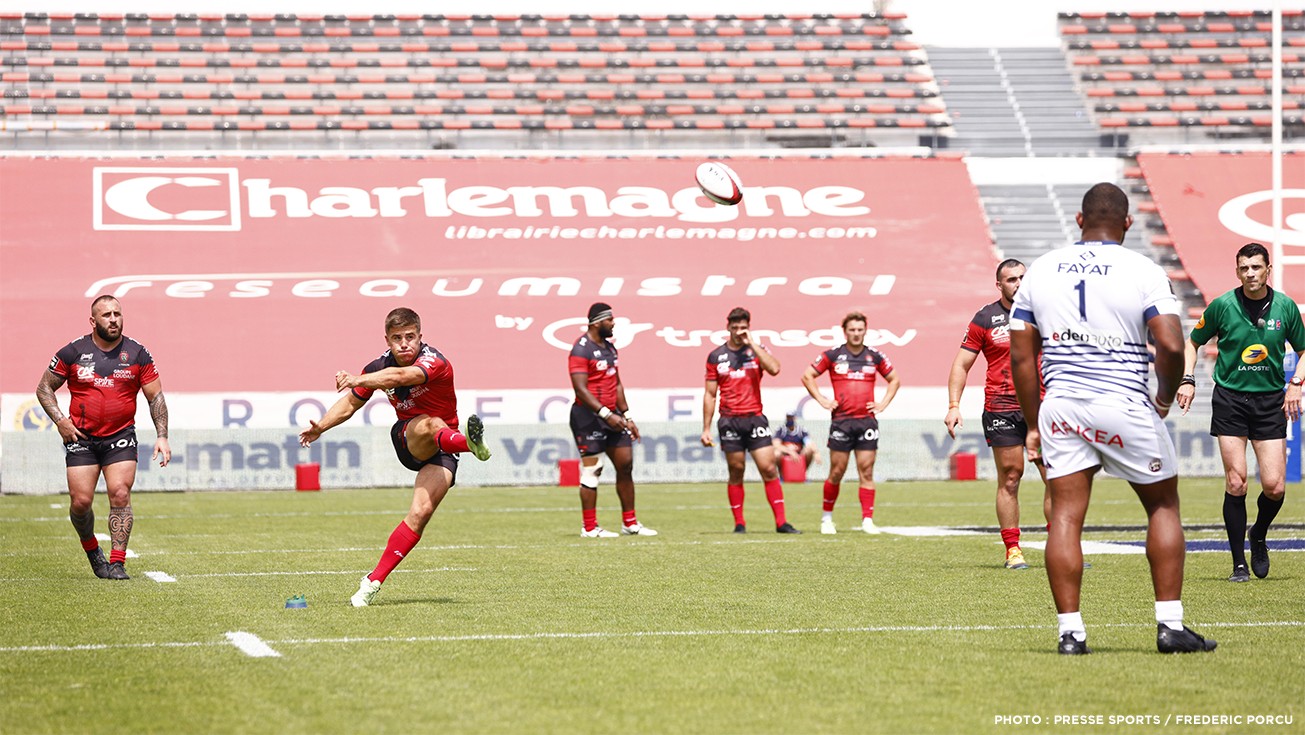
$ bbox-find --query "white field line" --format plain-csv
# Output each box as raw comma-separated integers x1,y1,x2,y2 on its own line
181,566,475,578
0,566,476,583
224,631,281,658
3,620,1300,655
0,499,1141,524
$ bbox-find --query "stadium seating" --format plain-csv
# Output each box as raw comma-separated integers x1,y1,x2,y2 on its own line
1059,10,1305,140
0,13,952,147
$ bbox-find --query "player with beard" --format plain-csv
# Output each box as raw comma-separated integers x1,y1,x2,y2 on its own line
300,307,491,607
802,312,899,535
701,307,800,534
37,295,171,580
568,302,656,538
945,260,1050,569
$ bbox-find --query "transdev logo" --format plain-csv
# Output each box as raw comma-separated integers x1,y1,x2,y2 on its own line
93,167,241,232
1241,344,1269,365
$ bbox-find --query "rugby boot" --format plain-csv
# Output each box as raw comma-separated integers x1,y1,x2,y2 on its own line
733,524,747,534
351,575,381,607
1228,564,1250,583
1005,547,1030,570
106,562,129,580
1058,633,1090,655
580,527,619,538
464,414,492,461
1248,532,1270,579
776,523,802,534
86,548,111,579
1157,625,1217,653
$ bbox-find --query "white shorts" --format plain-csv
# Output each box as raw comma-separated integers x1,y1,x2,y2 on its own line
1038,395,1177,485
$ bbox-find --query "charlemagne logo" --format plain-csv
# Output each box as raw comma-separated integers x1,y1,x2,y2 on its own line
1241,344,1269,365
94,167,241,232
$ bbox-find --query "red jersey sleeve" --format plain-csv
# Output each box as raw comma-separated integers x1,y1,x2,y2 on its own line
705,356,718,383
137,348,160,387
876,353,895,378
569,355,590,375
810,350,833,376
960,321,986,353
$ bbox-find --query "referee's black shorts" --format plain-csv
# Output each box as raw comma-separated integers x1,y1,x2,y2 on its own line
1210,384,1287,441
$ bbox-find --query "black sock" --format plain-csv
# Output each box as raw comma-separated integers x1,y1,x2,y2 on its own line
1250,492,1284,540
1223,493,1248,567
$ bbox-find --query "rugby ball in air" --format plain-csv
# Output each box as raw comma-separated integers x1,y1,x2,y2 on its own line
695,162,744,206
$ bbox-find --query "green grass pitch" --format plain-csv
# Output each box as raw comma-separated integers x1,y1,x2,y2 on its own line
1,477,1301,734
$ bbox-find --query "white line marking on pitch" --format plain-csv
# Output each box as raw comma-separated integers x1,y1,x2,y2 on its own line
2,620,1299,655
144,571,176,583
180,566,475,579
224,632,281,658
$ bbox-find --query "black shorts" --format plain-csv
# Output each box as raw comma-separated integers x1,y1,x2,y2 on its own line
828,417,880,452
1210,384,1287,441
64,427,138,468
569,403,633,456
982,410,1028,448
718,414,772,454
390,418,459,482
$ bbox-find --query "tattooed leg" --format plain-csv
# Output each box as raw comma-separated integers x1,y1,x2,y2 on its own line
108,505,133,553
69,509,96,542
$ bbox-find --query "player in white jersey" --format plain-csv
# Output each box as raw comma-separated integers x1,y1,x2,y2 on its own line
1009,183,1216,656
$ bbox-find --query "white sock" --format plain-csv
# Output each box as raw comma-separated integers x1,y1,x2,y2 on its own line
822,511,833,522
1156,600,1184,631
1057,612,1086,641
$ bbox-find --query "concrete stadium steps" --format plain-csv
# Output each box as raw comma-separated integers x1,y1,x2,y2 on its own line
929,46,1111,156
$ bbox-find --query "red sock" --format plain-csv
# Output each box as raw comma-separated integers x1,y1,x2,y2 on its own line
859,487,876,519
622,510,638,527
370,521,421,584
433,427,470,454
80,538,99,552
822,480,840,512
582,508,598,532
727,484,745,525
764,479,787,526
109,549,126,564
1000,527,1021,551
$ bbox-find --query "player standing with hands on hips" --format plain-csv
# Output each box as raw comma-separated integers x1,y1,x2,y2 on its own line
802,312,899,535
36,295,171,580
702,307,800,534
1010,183,1215,655
299,308,491,607
1175,243,1305,583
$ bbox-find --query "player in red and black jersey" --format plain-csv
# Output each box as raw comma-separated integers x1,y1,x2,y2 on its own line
944,259,1049,570
701,307,799,534
568,302,655,538
802,312,899,535
36,295,171,580
299,307,491,607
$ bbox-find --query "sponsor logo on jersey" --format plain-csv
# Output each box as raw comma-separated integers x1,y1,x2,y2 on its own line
1048,420,1125,448
75,365,95,381
1241,344,1269,365
1048,327,1126,350
834,363,849,374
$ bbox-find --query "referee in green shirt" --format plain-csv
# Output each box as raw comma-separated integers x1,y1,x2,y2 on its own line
1177,243,1305,583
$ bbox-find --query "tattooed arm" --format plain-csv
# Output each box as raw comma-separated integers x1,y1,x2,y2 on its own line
142,379,171,467
36,370,84,443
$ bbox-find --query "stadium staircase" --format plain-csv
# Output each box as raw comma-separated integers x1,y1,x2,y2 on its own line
928,46,1110,156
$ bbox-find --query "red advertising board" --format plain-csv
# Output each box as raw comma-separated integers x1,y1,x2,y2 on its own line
1137,151,1305,305
0,155,995,392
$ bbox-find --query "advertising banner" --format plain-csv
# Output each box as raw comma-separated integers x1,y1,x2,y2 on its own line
1136,151,1305,306
0,154,995,396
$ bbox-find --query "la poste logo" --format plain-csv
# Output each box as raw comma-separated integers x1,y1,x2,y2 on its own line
93,167,241,232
